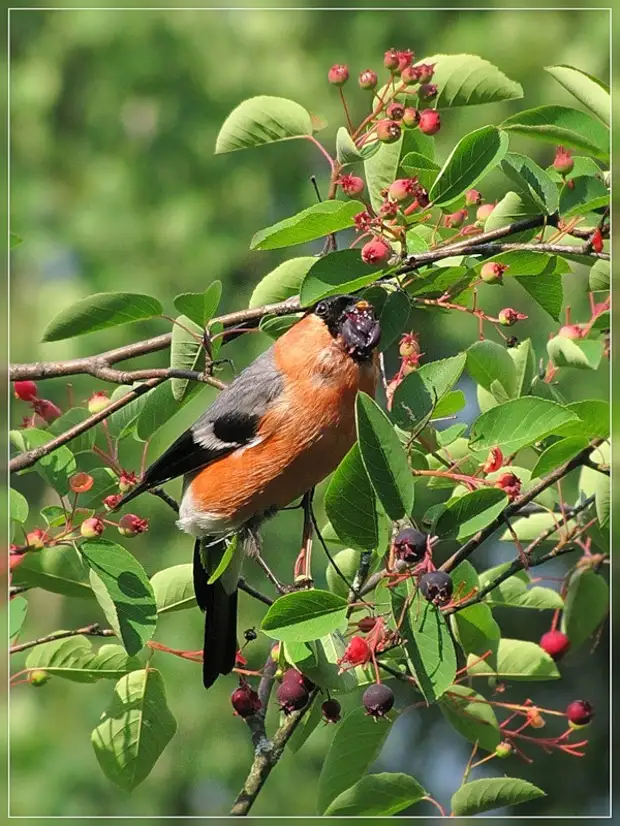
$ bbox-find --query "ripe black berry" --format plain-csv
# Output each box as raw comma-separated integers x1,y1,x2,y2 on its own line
244,627,257,642
231,682,261,718
277,679,310,715
418,571,453,606
566,700,593,727
321,698,342,723
363,683,394,719
393,528,428,564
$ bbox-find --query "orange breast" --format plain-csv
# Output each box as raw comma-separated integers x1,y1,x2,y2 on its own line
188,314,378,524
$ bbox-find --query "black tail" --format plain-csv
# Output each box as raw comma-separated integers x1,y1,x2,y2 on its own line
193,538,238,689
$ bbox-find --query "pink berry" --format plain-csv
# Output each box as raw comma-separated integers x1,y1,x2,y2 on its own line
402,107,420,128
465,189,483,207
494,472,522,500
358,69,378,90
498,308,527,327
383,49,400,71
388,178,417,204
81,517,105,539
26,528,46,549
418,83,438,103
476,202,495,224
401,65,420,85
480,262,508,284
386,101,405,121
118,514,149,537
553,146,574,175
418,109,440,135
558,324,584,340
103,494,123,512
328,64,349,87
88,391,110,415
539,630,571,661
416,63,435,84
13,381,38,402
443,209,467,229
396,49,414,73
376,119,401,144
338,174,365,197
361,238,391,266
33,399,62,423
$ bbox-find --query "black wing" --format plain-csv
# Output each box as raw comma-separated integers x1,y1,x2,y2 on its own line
115,348,283,508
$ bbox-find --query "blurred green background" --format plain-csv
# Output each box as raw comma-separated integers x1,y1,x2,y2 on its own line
9,5,610,817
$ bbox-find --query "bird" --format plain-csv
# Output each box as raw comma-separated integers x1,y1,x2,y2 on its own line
115,294,381,688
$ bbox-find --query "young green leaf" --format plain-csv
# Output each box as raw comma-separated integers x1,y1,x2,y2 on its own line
10,596,28,643
324,444,380,551
531,436,589,479
500,152,559,214
589,259,610,292
80,539,157,656
261,590,348,643
480,566,564,611
250,200,364,251
364,133,404,212
215,95,316,153
466,340,518,398
547,336,604,370
430,126,508,206
544,65,610,125
336,126,380,165
483,191,540,237
559,400,610,439
170,315,203,402
300,249,384,306
440,685,501,753
579,442,610,526
324,772,426,816
173,281,222,327
502,105,609,161
48,408,96,454
26,636,140,682
451,603,500,665
469,397,579,455
561,568,609,650
418,54,523,108
10,428,76,496
378,289,411,351
356,392,414,520
467,638,560,680
436,489,509,540
515,260,565,321
42,293,163,342
559,175,609,217
150,564,196,614
249,257,315,308
104,385,149,441
452,777,545,816
10,488,29,523
11,544,93,598
317,706,394,814
401,151,441,191
92,669,177,791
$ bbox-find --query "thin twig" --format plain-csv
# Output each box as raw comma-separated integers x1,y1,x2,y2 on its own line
10,623,115,655
238,578,274,607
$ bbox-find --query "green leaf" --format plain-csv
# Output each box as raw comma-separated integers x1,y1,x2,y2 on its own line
137,380,206,440
300,249,384,306
440,685,501,753
11,232,23,248
207,535,238,584
430,127,508,206
92,669,177,791
364,134,404,212
287,694,324,754
10,488,29,523
11,544,93,598
79,539,157,656
501,153,559,214
469,398,579,455
10,428,76,496
452,777,545,816
401,151,440,191
419,54,523,108
467,638,560,680
480,566,564,611
261,589,347,643
406,265,472,298
26,637,140,682
547,336,604,370
10,596,28,642
545,65,610,125
104,385,148,441
48,408,96,454
79,467,119,509
483,191,540,236
150,564,196,614
437,489,508,540
324,772,426,816
317,706,394,814
170,315,203,402
356,393,414,520
451,603,500,666
579,442,610,526
514,260,565,321
531,436,589,479
433,390,466,419
500,512,575,543
561,569,609,650
336,126,380,166
589,259,609,292
215,95,315,153
508,338,536,396
326,548,361,598
42,293,163,342
502,105,609,161
560,400,610,439
378,289,411,351
250,200,364,251
173,281,222,327
466,340,517,398
559,175,609,217
392,583,457,703
249,257,315,308
324,444,380,551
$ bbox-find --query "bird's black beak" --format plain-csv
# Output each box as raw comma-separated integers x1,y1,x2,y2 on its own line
340,300,381,359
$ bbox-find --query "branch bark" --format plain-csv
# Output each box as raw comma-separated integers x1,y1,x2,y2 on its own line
10,623,115,655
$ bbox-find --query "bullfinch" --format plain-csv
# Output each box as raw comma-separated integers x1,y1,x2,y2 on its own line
116,294,381,687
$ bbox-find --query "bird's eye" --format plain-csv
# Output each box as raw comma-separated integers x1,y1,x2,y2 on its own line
315,302,328,317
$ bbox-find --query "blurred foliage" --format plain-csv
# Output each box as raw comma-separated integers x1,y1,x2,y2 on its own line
9,6,609,817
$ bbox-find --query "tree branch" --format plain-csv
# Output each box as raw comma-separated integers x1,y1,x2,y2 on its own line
10,623,115,655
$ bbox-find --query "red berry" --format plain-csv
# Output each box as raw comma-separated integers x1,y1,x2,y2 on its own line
69,472,94,494
480,262,508,284
328,64,349,87
231,682,261,718
476,202,495,224
118,470,138,493
321,698,342,723
418,83,438,103
376,119,401,144
443,209,467,229
498,308,527,327
277,679,309,715
80,517,105,539
88,391,110,415
393,528,428,564
417,63,435,84
118,514,149,537
402,107,420,128
388,178,417,204
338,174,365,197
482,447,504,474
558,324,584,340
591,227,604,253
26,528,46,549
361,238,391,266
396,49,414,73
379,199,399,219
338,636,371,668
383,49,400,71
494,471,522,501
33,399,62,423
418,571,453,606
401,65,420,85
418,109,440,136
103,494,123,512
465,189,483,207
539,630,571,661
358,69,378,90
553,146,574,175
566,700,593,727
282,668,314,692
363,683,394,719
386,101,405,121
13,381,38,402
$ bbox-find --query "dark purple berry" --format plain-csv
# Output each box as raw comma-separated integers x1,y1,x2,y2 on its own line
418,571,453,606
321,698,342,723
244,627,257,642
231,682,261,718
566,700,593,726
282,668,314,692
277,679,310,715
363,683,395,719
393,528,428,563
